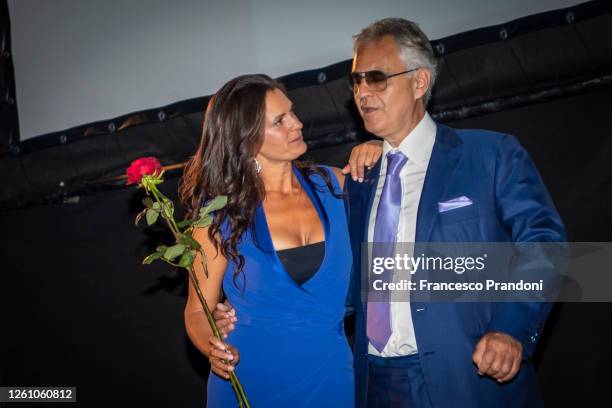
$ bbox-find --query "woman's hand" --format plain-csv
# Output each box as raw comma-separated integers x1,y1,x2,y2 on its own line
342,139,383,182
209,336,240,380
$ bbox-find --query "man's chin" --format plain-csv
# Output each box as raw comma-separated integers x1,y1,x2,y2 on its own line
364,122,384,137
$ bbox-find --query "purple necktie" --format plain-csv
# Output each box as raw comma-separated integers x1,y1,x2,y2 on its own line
367,151,407,352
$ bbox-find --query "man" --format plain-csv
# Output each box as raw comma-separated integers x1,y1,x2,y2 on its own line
344,18,565,408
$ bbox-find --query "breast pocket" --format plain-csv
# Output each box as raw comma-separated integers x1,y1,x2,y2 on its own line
438,202,480,225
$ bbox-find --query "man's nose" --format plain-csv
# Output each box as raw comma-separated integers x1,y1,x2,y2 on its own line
357,91,372,107
354,79,374,98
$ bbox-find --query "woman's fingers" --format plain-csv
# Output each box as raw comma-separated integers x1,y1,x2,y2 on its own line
209,336,238,379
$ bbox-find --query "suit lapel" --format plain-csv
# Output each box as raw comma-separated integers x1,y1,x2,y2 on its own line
361,159,382,242
349,160,380,311
415,124,463,242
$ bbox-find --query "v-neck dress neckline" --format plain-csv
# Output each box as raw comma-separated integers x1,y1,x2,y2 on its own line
254,165,330,289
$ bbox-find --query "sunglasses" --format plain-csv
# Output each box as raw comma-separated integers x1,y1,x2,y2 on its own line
347,68,419,92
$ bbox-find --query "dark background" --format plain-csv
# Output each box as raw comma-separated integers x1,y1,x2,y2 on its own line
1,1,612,407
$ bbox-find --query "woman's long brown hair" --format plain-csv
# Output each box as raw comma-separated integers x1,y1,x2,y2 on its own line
178,74,338,285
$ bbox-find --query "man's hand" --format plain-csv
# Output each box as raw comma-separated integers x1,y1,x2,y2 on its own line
472,332,523,383
209,336,240,379
213,301,237,339
341,140,383,182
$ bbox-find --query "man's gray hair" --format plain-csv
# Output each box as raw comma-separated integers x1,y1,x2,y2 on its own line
354,18,438,105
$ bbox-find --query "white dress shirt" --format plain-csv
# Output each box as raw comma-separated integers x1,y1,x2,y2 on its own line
367,112,436,357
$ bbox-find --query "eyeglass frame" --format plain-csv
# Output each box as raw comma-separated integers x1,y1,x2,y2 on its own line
347,67,420,93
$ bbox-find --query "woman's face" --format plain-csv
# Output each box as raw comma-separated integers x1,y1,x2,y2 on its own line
256,89,306,164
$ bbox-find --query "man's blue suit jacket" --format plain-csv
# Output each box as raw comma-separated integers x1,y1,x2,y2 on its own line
345,123,566,408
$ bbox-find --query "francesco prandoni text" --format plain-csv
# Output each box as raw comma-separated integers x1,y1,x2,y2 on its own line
370,254,544,292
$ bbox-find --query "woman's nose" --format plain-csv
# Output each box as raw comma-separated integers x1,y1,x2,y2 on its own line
290,112,303,130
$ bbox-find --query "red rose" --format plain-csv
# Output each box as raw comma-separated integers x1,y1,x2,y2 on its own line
126,157,163,185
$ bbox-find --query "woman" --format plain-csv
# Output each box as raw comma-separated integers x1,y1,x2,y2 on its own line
178,74,380,407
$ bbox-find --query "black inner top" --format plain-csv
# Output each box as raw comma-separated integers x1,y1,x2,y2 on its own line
276,241,325,285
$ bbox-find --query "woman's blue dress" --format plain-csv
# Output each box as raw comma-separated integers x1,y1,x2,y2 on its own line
206,166,354,407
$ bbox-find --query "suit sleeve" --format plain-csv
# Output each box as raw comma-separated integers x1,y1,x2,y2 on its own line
486,134,567,358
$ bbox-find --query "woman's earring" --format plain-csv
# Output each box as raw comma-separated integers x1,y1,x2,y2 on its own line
254,158,262,174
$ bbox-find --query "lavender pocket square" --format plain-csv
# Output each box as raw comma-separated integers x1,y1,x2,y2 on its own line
438,196,473,213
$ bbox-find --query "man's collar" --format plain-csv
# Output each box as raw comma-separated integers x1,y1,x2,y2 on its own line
382,112,436,164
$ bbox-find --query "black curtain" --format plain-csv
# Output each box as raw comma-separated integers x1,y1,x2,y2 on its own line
2,86,612,406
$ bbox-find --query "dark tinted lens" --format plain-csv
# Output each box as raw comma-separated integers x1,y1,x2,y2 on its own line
366,70,388,88
348,71,389,91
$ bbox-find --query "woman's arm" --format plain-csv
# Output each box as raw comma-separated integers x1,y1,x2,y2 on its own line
184,226,236,378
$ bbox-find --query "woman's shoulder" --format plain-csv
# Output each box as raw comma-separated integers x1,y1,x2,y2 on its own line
317,165,345,190
306,165,344,194
329,167,345,189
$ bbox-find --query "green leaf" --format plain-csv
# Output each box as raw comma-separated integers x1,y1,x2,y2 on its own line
178,250,195,268
162,202,174,219
142,197,154,209
194,214,213,228
201,195,228,216
178,233,201,250
176,219,197,228
146,209,160,225
163,244,186,261
152,201,161,211
142,252,163,264
156,245,168,253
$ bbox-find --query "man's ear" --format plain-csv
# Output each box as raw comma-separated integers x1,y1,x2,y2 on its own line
413,68,432,100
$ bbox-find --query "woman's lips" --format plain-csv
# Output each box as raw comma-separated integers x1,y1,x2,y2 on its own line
289,134,303,143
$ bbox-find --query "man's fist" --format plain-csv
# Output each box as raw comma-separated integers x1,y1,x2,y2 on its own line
472,332,523,383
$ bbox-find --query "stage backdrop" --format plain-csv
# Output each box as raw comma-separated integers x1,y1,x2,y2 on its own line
7,0,582,141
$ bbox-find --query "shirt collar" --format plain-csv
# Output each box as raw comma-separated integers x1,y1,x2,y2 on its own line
382,112,436,165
